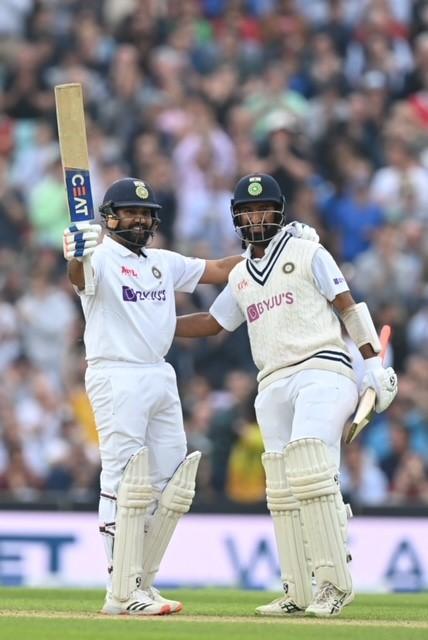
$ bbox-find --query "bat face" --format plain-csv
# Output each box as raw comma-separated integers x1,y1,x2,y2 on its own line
65,168,94,223
55,83,94,224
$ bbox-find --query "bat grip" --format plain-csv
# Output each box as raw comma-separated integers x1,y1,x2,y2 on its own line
83,256,95,295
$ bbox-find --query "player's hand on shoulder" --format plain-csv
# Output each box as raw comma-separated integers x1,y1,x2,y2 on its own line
361,356,398,413
63,223,101,261
285,221,319,243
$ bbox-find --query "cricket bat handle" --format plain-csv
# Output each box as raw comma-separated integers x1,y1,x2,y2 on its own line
83,256,95,296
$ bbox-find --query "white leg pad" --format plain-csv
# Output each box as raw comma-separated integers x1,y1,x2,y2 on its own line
112,447,153,601
263,452,313,608
284,438,352,593
141,451,201,588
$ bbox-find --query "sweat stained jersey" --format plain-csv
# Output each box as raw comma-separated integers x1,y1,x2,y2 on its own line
227,234,355,390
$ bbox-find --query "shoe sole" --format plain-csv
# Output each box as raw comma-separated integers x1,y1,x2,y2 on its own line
255,610,306,617
101,604,172,616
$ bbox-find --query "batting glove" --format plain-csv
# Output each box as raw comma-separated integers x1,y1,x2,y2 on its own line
63,223,101,261
285,221,320,243
361,356,398,413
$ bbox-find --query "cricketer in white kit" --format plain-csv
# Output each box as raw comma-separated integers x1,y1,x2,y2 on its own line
62,176,318,616
175,173,398,618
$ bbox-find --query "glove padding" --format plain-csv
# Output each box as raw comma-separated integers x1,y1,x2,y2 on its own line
285,221,319,243
63,223,101,261
361,356,398,413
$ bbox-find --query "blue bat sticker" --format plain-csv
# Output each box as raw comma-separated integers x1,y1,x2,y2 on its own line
65,168,94,222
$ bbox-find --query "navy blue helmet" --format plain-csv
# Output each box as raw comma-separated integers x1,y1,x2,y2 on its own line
230,173,286,244
99,177,161,248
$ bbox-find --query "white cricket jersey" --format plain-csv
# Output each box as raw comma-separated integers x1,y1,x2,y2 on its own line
210,230,355,390
79,236,205,365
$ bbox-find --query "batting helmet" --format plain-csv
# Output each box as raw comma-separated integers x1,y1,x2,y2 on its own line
230,173,286,244
99,177,161,213
99,177,161,248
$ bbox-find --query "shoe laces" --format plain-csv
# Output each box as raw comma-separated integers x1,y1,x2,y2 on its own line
315,582,339,604
130,588,153,604
143,586,160,599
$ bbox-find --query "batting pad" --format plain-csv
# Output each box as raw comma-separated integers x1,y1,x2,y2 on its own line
263,452,313,607
284,438,352,593
141,451,201,589
112,447,153,601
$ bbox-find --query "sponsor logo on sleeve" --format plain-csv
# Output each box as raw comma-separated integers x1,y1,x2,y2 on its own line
238,279,248,290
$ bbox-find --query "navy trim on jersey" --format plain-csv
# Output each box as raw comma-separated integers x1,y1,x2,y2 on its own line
284,349,353,370
246,232,292,285
259,349,354,384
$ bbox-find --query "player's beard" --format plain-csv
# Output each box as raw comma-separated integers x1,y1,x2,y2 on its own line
111,227,153,249
246,224,279,245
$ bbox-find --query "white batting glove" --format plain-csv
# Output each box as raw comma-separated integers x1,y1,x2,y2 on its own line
63,223,101,261
361,356,398,413
285,221,319,243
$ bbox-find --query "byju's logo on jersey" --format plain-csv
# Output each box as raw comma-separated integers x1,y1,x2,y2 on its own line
247,291,294,323
122,286,166,302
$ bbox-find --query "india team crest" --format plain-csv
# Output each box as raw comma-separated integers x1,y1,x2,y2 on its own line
248,182,263,196
134,180,149,199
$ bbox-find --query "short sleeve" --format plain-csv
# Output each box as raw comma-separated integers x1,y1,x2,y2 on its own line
163,251,206,293
209,285,246,331
311,247,349,301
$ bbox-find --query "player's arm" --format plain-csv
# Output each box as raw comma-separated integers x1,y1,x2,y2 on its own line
332,292,378,359
176,312,223,337
176,284,244,338
199,255,243,285
197,223,319,285
68,259,85,290
315,250,397,412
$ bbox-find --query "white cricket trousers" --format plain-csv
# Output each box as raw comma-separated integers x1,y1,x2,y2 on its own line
255,369,358,468
85,361,187,496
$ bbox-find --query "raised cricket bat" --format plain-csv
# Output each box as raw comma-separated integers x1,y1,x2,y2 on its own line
345,324,391,444
55,82,95,295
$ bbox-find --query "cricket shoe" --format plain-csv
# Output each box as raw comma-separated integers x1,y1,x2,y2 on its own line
143,586,183,613
305,582,354,618
101,588,172,615
255,596,306,617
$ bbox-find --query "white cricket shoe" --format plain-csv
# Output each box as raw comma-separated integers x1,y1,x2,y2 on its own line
143,586,183,613
305,582,354,618
255,596,306,617
101,588,172,616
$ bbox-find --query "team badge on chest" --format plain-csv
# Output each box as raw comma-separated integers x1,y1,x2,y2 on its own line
152,266,162,279
282,262,295,274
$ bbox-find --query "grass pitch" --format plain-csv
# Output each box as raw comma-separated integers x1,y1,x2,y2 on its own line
0,588,427,640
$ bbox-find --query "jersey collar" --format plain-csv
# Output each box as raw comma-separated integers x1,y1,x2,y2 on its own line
103,235,147,258
249,227,288,263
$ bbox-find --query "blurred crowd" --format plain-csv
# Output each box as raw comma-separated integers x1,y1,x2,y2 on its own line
1,0,428,509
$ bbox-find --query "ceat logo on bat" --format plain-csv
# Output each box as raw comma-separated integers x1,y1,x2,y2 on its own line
65,168,94,222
